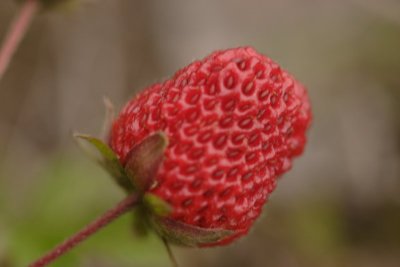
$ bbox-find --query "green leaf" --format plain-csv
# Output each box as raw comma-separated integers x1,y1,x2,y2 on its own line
74,133,133,192
150,216,235,247
143,193,172,217
124,132,168,192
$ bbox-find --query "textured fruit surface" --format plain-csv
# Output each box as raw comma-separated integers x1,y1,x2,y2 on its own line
109,47,311,245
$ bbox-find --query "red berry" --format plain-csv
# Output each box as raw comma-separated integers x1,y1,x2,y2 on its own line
109,47,311,246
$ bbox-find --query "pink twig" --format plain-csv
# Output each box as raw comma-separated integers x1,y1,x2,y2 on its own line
0,0,40,82
28,194,139,267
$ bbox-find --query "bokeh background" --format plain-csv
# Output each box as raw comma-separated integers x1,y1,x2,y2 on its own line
1,0,400,266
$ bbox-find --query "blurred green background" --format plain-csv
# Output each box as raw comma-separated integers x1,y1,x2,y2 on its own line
1,0,400,266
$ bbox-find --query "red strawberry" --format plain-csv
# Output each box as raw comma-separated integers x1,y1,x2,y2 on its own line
109,46,311,246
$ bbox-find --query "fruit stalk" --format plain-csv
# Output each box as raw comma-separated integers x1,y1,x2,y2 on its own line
0,0,39,82
28,194,139,267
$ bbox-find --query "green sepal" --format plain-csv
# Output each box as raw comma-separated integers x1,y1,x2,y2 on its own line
131,194,171,238
143,193,172,217
124,132,168,192
74,133,133,192
100,96,115,141
150,216,235,247
131,206,150,237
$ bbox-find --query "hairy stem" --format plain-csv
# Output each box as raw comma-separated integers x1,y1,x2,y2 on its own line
0,0,40,82
28,194,139,267
162,237,179,267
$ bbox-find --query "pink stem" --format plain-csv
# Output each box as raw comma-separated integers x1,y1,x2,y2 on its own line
0,0,40,82
28,194,139,267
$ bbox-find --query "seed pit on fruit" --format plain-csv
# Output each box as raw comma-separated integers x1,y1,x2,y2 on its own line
150,93,161,104
223,71,237,89
258,89,270,101
212,168,225,180
242,171,254,181
203,114,218,126
256,108,266,121
261,141,270,151
189,147,205,160
184,164,198,175
180,78,189,87
158,119,167,130
196,216,207,227
191,178,203,189
270,94,278,105
164,159,178,170
166,106,179,117
171,181,184,191
283,92,289,102
205,155,219,166
197,205,208,214
194,72,207,86
248,132,260,146
182,198,193,207
204,98,218,110
227,166,240,178
286,127,294,137
219,115,234,128
232,132,246,145
263,122,272,133
210,63,224,72
242,78,256,96
237,59,248,71
213,133,228,149
203,189,215,198
227,147,244,160
175,142,192,154
272,136,284,148
238,101,252,112
185,108,200,122
206,74,220,95
267,179,277,193
198,130,213,143
263,147,275,160
185,90,201,105
219,187,233,198
238,117,253,129
128,104,140,114
254,63,266,79
138,112,148,126
245,151,258,164
167,89,180,103
270,67,282,82
207,84,218,95
222,97,237,112
183,125,199,136
277,115,284,125
217,215,228,223
197,205,210,220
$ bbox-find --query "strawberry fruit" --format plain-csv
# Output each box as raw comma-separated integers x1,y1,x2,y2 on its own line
108,46,312,246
